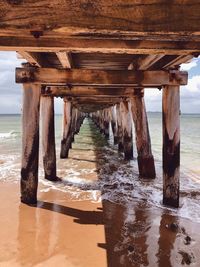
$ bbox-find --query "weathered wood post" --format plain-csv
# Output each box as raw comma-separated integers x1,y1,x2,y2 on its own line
116,103,124,152
130,89,156,179
41,95,57,181
103,108,110,138
60,98,72,158
111,105,118,144
121,100,133,160
21,84,41,204
162,85,180,208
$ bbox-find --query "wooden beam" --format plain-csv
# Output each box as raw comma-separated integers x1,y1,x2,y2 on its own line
121,101,133,160
18,51,51,67
16,68,188,86
60,99,72,158
42,86,133,97
1,37,200,55
136,55,165,70
130,91,156,178
56,52,73,68
162,55,194,69
21,84,41,204
1,1,200,38
162,85,180,208
41,95,57,181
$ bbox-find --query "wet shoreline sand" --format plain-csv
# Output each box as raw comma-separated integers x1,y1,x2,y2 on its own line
0,181,200,267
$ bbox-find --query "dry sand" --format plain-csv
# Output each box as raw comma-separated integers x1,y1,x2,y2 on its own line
0,180,200,267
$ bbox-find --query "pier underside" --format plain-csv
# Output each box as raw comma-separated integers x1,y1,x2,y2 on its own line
0,1,200,207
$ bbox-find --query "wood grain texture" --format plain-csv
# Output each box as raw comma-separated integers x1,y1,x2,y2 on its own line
1,1,200,37
16,68,188,86
130,91,155,179
60,99,72,158
1,37,200,54
41,95,57,181
162,85,180,208
21,83,41,204
121,101,133,160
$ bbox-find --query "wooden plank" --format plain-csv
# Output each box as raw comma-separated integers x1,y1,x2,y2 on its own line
41,95,57,181
18,51,52,67
56,52,73,68
136,55,165,70
21,84,41,204
1,1,200,36
162,55,194,69
162,85,180,208
42,86,133,97
130,91,156,178
1,37,200,54
15,68,188,86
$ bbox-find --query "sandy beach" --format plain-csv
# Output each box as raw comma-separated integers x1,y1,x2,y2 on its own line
0,180,200,267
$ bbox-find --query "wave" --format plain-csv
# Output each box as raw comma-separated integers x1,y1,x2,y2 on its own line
0,130,19,139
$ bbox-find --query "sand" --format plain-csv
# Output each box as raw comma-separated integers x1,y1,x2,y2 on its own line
0,180,200,267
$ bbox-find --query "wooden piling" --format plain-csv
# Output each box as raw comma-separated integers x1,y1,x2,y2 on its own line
130,90,156,179
116,103,124,152
41,95,57,181
60,99,72,158
121,101,133,160
111,105,118,144
21,84,40,204
162,85,180,208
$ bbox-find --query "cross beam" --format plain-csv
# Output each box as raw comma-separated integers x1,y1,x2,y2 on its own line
16,68,188,87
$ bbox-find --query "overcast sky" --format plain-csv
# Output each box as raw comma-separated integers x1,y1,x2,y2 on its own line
0,51,199,114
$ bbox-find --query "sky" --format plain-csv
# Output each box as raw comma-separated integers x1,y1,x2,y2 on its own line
0,51,199,114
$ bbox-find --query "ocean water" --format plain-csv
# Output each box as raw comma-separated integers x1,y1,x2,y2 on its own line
0,113,200,222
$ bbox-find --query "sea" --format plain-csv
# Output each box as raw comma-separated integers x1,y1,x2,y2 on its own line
0,113,200,222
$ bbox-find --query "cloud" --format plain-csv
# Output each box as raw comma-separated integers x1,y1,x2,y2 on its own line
181,58,199,71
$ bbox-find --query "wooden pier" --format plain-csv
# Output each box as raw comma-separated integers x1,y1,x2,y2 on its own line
0,1,200,207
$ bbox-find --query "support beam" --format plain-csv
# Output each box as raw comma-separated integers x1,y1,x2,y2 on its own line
16,68,188,87
60,99,72,158
42,86,132,97
116,103,124,152
41,95,57,181
136,54,164,70
18,51,50,67
162,85,180,208
130,90,156,179
110,105,118,144
121,101,133,160
56,52,73,68
21,84,41,204
1,37,200,54
162,55,194,69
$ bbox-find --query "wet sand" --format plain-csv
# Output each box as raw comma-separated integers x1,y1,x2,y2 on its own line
0,119,200,267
